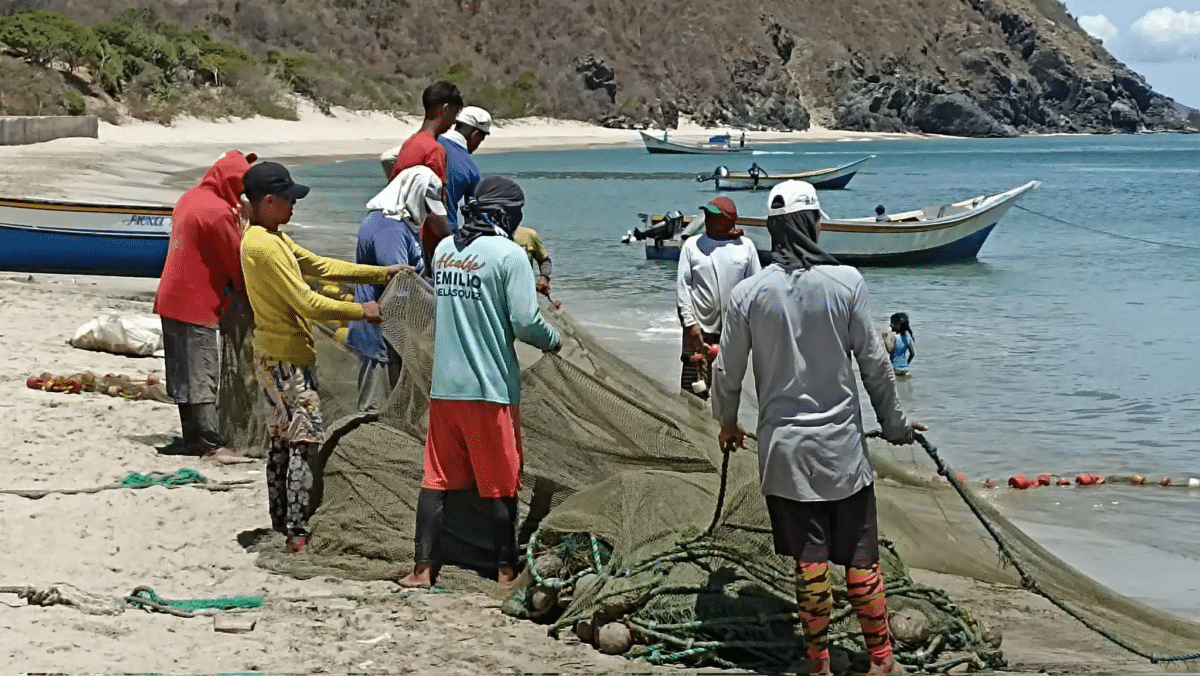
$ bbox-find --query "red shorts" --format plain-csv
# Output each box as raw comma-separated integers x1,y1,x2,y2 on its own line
423,399,524,498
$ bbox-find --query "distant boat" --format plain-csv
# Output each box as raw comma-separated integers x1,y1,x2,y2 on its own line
625,181,1040,266
0,197,173,277
640,131,752,155
697,156,874,191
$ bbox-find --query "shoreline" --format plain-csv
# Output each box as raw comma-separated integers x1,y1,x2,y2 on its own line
0,102,929,204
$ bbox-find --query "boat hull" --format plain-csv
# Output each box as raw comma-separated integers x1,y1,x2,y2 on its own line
0,198,173,277
638,181,1039,267
711,156,873,191
641,131,750,155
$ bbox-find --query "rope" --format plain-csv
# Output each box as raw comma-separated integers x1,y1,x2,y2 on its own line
874,430,1200,664
705,447,732,536
1015,204,1200,252
0,469,254,499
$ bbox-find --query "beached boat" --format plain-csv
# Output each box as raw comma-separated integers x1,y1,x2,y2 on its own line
697,156,874,191
640,131,752,155
0,197,174,277
625,181,1039,265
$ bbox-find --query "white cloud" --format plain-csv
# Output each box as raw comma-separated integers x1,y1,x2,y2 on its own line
1078,14,1119,44
1129,7,1200,62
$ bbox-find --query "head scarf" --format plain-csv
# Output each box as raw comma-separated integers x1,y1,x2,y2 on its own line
365,165,442,235
766,205,840,270
455,175,525,247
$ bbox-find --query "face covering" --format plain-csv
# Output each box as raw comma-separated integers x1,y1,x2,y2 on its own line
766,208,840,270
455,175,525,248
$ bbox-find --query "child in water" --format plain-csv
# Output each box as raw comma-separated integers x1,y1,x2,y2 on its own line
883,312,916,376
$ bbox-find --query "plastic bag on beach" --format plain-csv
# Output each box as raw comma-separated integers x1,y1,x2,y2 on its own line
70,314,163,357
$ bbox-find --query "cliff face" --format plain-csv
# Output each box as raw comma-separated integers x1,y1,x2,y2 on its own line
2,0,1192,135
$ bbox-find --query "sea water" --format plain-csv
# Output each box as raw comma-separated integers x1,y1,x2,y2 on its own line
288,133,1200,617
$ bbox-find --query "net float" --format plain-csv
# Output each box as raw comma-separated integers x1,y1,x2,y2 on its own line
706,344,720,360
984,478,997,488
1037,474,1051,486
1160,477,1172,487
1189,478,1200,489
1076,474,1097,486
1056,477,1071,486
1130,475,1146,485
26,375,42,389
956,473,968,483
1008,475,1034,490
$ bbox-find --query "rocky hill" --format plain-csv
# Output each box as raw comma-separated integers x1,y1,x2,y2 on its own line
0,0,1194,136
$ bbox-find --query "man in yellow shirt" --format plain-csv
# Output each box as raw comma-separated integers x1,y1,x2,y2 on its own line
512,226,553,299
240,161,409,554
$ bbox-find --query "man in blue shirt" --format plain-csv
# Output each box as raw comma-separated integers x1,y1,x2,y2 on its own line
347,165,446,412
438,106,491,232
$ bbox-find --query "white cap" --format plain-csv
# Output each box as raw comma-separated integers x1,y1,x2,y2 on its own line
767,180,821,216
457,106,492,135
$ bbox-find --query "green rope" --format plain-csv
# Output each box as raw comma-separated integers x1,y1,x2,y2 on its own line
119,469,206,488
125,586,265,617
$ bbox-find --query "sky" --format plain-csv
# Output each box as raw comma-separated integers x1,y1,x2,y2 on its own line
1061,1,1200,107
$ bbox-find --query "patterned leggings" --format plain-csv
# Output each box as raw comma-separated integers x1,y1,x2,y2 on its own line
797,562,894,665
253,352,325,537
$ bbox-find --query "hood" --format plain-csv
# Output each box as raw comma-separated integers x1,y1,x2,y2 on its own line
366,165,441,234
199,150,256,208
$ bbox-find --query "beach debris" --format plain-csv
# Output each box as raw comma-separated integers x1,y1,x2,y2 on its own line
214,613,259,634
70,314,163,357
26,371,169,403
530,583,560,621
596,621,633,654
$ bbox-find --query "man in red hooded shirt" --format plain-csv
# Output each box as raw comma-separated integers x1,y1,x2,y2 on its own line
153,150,257,465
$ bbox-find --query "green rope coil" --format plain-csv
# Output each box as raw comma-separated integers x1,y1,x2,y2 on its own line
120,469,206,488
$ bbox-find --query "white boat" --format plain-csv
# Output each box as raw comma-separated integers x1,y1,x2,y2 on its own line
0,196,174,277
627,181,1040,266
640,131,751,155
697,156,874,191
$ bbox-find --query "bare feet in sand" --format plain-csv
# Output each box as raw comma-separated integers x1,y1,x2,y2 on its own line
204,447,253,465
399,564,439,589
867,656,905,675
285,535,309,554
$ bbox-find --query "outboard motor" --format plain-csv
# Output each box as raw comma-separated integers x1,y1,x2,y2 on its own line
633,209,684,242
715,165,730,177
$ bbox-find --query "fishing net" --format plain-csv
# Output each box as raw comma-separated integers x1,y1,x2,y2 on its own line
217,273,1200,671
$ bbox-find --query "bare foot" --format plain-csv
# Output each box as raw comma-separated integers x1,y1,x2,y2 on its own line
205,447,253,465
496,567,519,587
867,656,905,675
285,535,309,554
399,564,438,589
807,653,833,676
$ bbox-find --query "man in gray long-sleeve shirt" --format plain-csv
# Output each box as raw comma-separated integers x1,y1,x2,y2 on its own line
712,180,922,676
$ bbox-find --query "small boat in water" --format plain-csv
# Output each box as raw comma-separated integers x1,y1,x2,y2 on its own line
624,181,1039,266
697,156,874,191
0,197,173,277
640,131,752,155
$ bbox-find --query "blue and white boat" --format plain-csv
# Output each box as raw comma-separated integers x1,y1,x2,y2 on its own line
0,197,173,277
629,181,1040,266
698,156,874,191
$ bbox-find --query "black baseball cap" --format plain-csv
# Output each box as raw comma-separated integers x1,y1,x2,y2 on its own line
242,161,310,202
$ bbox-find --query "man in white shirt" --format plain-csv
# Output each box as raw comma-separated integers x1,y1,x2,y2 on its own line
676,196,761,399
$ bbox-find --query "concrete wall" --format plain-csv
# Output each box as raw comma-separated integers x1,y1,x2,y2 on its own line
0,115,98,146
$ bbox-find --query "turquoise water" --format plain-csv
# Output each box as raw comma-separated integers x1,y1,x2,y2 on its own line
289,134,1200,615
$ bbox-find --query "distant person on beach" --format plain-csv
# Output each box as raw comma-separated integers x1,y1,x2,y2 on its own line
153,150,256,466
240,161,409,554
513,226,554,299
676,196,760,399
711,180,923,676
381,82,463,266
400,176,560,589
439,106,491,233
347,165,447,413
882,312,916,377
875,205,890,222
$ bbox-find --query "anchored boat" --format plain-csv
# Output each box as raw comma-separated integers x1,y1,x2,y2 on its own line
640,131,752,155
625,181,1040,266
697,156,874,191
0,197,174,277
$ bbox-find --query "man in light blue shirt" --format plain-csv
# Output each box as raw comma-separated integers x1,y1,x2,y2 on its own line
399,175,560,590
438,106,491,232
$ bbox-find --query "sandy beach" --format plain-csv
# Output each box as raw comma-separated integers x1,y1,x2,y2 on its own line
0,108,1165,674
